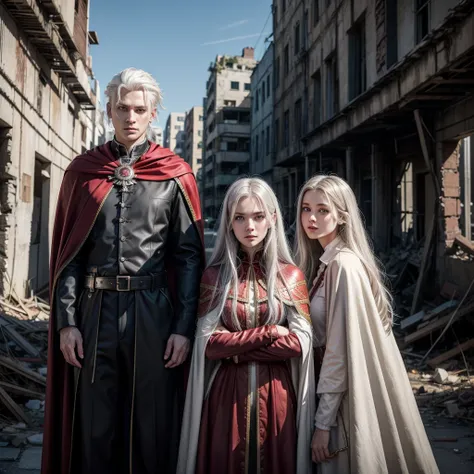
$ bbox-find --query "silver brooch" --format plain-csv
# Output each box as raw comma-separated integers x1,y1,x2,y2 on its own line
108,165,136,192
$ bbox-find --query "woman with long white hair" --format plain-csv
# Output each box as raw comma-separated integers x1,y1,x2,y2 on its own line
177,177,314,474
295,174,439,474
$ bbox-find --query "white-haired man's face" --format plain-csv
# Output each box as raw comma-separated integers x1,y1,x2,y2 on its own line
107,88,156,149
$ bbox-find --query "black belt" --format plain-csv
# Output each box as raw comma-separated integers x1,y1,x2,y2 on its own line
84,273,167,292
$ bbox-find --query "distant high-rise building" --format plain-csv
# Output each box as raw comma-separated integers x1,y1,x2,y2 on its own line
184,107,204,175
202,47,257,218
150,126,163,146
164,112,186,155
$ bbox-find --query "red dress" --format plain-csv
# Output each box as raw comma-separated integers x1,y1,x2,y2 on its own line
196,254,310,474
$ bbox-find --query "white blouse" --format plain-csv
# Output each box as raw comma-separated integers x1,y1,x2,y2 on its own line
310,237,347,431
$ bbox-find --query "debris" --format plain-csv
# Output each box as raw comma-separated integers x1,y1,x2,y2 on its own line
0,447,21,461
427,339,474,368
0,292,49,430
445,400,462,417
27,433,43,446
25,399,42,411
433,368,449,384
453,235,474,256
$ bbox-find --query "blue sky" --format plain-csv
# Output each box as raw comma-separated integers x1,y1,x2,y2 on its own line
89,0,273,128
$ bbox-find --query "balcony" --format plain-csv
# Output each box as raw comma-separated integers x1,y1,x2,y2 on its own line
215,151,249,164
2,0,94,109
215,175,239,187
207,122,251,143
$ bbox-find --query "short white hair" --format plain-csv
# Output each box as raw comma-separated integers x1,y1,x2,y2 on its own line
105,68,164,111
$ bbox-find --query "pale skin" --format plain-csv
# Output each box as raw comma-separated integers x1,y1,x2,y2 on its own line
59,88,189,369
215,196,288,338
301,189,342,463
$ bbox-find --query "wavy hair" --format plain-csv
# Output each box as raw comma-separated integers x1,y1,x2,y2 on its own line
105,67,164,112
294,174,393,333
208,177,294,326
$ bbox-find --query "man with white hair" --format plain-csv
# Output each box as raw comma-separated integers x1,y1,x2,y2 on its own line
42,68,204,474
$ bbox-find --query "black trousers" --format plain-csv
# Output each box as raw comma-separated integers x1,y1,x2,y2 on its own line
72,289,182,474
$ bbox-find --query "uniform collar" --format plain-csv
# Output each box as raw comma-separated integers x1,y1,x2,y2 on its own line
319,236,344,265
111,136,150,163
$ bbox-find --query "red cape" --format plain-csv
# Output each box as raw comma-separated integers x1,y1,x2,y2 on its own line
41,142,204,474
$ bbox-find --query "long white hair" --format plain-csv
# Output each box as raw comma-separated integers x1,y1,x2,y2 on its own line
105,67,164,112
208,177,294,326
294,174,393,333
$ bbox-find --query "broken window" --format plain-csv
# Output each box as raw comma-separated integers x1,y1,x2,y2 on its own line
313,0,319,26
386,0,398,68
284,110,290,147
275,118,280,151
266,126,270,156
294,99,302,139
460,136,473,240
275,56,281,88
313,70,321,128
348,17,367,100
325,53,339,119
37,73,47,114
416,0,430,43
294,22,301,55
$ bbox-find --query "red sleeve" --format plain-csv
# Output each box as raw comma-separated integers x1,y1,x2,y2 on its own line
205,325,279,360
238,333,302,362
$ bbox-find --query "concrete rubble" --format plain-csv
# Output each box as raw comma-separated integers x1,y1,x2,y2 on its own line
380,241,474,430
0,292,48,470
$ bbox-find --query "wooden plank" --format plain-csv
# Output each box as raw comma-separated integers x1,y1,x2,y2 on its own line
400,310,425,331
404,302,474,345
0,386,30,425
427,339,474,368
0,319,41,358
0,381,44,399
0,356,46,386
454,235,474,256
410,212,435,315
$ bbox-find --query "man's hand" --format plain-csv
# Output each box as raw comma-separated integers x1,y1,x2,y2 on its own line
59,327,84,368
164,334,190,368
311,428,331,463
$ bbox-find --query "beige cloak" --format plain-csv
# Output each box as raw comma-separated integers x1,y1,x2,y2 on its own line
315,246,439,474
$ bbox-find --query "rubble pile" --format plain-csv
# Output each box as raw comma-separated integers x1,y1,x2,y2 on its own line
380,237,474,422
0,293,48,448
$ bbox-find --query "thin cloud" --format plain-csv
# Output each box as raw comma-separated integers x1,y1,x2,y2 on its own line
201,33,266,46
219,19,249,31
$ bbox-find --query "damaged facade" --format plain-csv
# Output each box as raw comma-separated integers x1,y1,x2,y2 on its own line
0,0,105,298
202,48,256,219
270,0,474,293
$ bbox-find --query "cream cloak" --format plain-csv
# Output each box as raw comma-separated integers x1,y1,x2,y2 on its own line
317,247,439,474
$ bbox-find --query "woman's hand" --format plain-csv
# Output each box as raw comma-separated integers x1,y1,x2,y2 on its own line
274,325,289,337
214,325,230,333
311,428,331,463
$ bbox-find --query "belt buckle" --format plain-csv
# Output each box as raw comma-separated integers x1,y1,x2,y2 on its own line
116,275,131,292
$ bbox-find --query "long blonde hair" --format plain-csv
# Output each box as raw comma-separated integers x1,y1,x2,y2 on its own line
294,175,393,333
208,177,294,326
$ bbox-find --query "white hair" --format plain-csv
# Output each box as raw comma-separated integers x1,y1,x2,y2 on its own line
105,67,164,111
208,177,295,326
294,174,394,333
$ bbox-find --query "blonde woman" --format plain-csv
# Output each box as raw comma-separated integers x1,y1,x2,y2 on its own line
177,178,314,474
294,175,439,474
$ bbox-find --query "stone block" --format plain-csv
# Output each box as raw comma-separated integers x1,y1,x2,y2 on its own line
19,446,42,470
0,447,21,461
433,367,449,384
